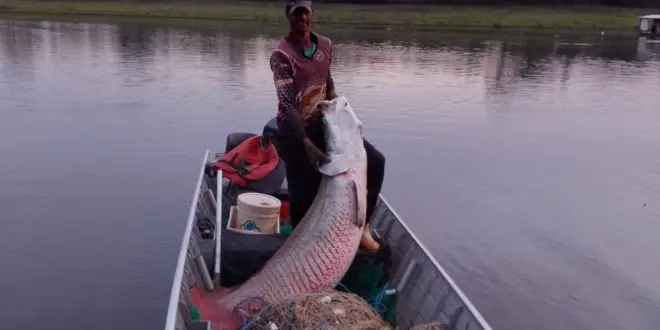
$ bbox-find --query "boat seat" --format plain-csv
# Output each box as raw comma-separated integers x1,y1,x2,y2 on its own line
222,127,286,197
262,117,290,196
262,117,282,157
218,117,289,201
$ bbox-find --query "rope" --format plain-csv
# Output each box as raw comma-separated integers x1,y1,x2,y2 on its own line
367,282,390,316
338,281,391,316
234,297,267,330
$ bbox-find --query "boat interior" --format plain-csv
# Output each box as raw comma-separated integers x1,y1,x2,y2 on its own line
164,118,492,330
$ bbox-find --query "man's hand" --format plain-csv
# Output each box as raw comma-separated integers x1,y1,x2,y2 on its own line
303,138,330,167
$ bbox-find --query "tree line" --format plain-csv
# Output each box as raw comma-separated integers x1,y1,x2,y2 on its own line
317,0,657,6
328,0,657,6
33,0,660,6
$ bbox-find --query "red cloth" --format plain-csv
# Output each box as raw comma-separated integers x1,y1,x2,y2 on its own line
213,135,279,186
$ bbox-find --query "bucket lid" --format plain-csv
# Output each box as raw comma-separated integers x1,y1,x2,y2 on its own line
237,192,281,210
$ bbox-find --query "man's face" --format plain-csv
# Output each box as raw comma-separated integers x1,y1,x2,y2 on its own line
288,7,312,34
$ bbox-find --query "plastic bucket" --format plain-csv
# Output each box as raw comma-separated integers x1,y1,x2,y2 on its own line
236,192,281,234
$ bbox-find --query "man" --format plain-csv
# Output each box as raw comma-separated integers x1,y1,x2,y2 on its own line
269,0,385,252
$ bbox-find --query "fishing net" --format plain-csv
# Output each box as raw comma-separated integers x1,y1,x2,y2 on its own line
236,289,446,330
240,290,393,330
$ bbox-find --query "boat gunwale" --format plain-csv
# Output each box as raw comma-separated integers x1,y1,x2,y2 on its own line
378,196,492,330
164,149,211,330
165,150,492,330
214,168,223,286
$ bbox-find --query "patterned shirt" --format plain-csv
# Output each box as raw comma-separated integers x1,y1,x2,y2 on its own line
270,32,335,139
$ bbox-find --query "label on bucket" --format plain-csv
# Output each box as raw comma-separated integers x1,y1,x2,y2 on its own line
239,219,263,232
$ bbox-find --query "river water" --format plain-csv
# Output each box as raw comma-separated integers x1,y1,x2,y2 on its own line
1,16,659,330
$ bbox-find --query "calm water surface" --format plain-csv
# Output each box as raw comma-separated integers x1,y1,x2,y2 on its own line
1,17,659,330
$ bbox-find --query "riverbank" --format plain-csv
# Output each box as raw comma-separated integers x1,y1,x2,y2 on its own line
0,1,647,30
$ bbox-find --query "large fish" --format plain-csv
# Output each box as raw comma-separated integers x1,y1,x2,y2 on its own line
210,95,369,329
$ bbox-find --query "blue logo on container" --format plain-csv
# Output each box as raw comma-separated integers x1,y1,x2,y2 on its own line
240,220,261,232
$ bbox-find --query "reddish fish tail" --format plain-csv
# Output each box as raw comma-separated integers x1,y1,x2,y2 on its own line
207,306,242,330
190,287,243,330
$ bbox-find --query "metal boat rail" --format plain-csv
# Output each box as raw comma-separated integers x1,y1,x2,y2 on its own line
164,150,492,330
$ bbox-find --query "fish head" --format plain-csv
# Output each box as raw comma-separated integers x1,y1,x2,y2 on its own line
317,95,367,177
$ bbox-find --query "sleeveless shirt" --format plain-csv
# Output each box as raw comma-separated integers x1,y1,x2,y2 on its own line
269,32,333,139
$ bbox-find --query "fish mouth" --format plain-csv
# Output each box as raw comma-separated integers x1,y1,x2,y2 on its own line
317,97,366,177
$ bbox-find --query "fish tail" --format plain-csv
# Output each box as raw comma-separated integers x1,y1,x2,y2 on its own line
189,287,244,330
211,308,241,330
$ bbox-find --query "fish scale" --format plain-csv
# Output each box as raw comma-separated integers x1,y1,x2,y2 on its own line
215,171,366,329
212,97,368,329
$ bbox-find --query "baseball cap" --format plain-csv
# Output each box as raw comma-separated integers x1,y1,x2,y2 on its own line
286,0,312,15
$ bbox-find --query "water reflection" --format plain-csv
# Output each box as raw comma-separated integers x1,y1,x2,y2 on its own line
0,20,39,76
637,37,660,61
2,19,657,93
1,17,659,330
0,22,647,64
116,22,157,62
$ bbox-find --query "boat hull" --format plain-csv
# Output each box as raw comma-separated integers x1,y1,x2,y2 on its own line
165,147,492,330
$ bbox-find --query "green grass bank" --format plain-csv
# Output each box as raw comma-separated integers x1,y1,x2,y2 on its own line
0,1,647,31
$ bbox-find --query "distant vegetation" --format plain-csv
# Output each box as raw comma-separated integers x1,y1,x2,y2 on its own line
11,0,660,6
327,0,657,5
0,1,653,31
